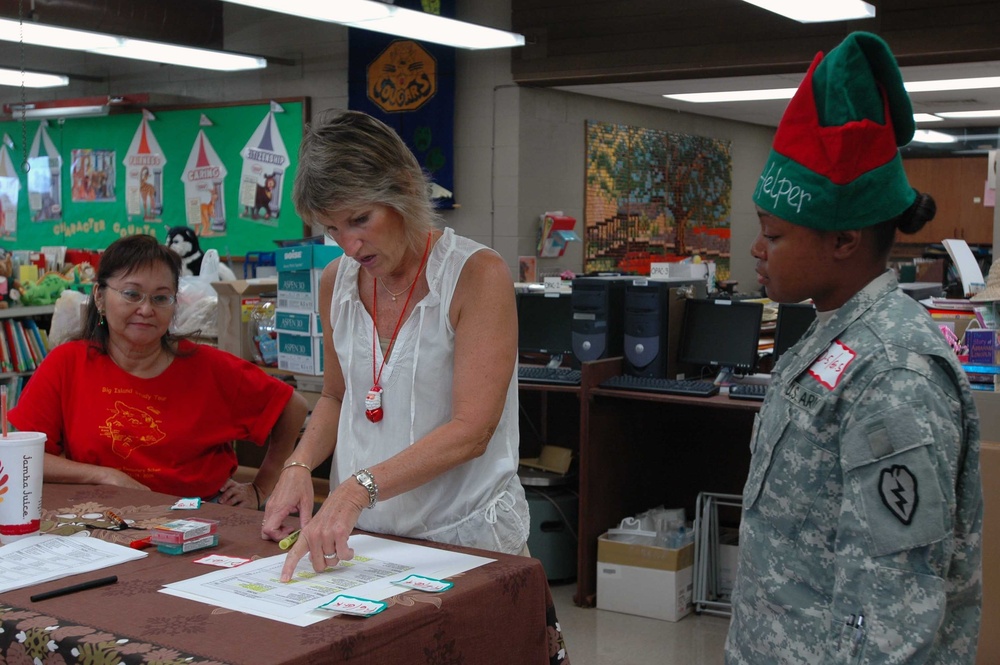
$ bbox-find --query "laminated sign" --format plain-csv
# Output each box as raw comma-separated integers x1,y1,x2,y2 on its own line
27,123,61,222
0,138,20,239
181,130,228,237
124,115,166,221
239,105,289,226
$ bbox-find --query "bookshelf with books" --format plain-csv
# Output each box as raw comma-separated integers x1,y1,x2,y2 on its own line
0,305,55,409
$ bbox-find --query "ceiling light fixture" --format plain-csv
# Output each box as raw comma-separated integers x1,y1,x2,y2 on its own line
913,113,943,123
0,18,267,71
666,76,1000,104
936,109,1000,119
10,104,108,120
905,76,1000,92
740,0,875,23
3,94,152,120
221,0,525,50
912,130,958,143
0,66,68,88
665,88,796,103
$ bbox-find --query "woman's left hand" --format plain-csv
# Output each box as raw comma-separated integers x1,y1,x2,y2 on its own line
217,478,260,509
279,480,366,581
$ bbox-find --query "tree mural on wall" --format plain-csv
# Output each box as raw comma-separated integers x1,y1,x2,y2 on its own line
666,133,732,256
584,120,732,278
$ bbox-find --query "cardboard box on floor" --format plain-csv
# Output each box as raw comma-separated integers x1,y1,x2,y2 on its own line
597,532,694,622
212,278,278,362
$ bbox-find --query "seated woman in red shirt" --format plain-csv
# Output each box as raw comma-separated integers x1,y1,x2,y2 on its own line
9,234,308,507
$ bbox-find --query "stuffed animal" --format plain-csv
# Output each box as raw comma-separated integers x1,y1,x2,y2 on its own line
20,272,72,306
165,226,236,280
0,251,13,308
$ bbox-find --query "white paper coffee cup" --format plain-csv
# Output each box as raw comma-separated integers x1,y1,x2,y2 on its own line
0,431,46,544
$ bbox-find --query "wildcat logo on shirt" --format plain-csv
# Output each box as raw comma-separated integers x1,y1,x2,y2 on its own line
101,401,166,459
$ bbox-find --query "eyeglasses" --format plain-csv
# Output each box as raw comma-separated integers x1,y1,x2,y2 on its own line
104,286,177,308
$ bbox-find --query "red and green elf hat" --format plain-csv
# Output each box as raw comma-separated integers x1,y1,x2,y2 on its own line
753,31,916,230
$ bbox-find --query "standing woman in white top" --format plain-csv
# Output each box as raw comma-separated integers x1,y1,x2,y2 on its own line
262,110,531,579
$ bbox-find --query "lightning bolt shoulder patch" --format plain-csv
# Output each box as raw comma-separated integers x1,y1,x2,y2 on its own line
877,464,918,525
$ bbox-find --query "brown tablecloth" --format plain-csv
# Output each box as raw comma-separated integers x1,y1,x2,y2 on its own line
0,484,570,665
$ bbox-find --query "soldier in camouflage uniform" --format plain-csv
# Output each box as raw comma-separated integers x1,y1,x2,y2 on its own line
725,32,982,664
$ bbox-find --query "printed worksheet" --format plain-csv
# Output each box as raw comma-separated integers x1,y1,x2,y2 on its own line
0,535,147,593
162,534,494,625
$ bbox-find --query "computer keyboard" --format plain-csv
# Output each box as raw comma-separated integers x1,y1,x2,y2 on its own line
599,374,719,397
728,383,768,401
517,366,582,386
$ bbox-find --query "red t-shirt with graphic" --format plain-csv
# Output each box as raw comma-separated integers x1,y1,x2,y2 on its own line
9,339,293,499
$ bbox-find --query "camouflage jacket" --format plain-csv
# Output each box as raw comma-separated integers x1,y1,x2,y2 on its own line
726,271,983,664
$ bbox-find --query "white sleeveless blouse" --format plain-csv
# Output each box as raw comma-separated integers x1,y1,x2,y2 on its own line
329,228,529,554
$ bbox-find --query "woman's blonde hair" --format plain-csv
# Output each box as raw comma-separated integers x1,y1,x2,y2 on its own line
293,109,439,253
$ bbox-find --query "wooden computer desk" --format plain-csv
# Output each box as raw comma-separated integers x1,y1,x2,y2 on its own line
516,358,759,607
573,357,758,606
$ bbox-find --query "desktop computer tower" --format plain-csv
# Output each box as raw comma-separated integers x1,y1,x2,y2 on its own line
570,276,630,362
623,279,707,378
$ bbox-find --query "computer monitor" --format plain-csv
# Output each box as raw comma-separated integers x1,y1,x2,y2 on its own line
773,303,817,361
516,292,574,358
678,298,763,376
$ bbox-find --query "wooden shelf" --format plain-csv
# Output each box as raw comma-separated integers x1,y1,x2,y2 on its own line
0,305,55,320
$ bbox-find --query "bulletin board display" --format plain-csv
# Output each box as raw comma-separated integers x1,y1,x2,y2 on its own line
0,98,307,257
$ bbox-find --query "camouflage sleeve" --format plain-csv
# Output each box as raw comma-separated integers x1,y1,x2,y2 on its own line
826,367,979,664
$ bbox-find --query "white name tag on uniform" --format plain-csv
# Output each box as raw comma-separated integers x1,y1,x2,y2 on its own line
808,339,857,389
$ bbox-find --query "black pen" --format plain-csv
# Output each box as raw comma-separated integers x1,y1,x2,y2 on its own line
30,575,118,602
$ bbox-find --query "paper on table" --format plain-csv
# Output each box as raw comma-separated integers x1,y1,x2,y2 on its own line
942,238,986,298
161,534,495,626
0,534,148,593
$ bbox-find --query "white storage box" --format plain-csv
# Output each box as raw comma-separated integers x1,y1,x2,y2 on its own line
277,332,323,375
596,532,694,622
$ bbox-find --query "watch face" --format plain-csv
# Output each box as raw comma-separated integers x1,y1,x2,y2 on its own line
358,472,371,485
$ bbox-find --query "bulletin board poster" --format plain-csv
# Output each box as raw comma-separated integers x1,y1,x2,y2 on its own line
0,139,21,239
0,98,307,257
348,0,456,209
27,123,62,223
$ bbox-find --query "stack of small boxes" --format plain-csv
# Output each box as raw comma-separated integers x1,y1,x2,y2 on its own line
275,244,343,375
151,518,219,555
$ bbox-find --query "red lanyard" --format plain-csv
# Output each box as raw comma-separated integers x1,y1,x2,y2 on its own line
371,231,433,388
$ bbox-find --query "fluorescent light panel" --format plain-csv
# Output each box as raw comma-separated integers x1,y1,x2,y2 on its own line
0,18,266,71
222,0,525,50
666,88,796,103
0,67,68,88
913,113,943,123
936,110,1000,119
14,104,109,119
666,75,1000,104
912,130,958,143
741,0,875,23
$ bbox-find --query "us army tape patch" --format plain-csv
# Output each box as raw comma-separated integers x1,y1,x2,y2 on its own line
878,464,918,525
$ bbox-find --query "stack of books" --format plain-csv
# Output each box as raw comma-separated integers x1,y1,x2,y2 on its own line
963,328,999,392
0,318,50,374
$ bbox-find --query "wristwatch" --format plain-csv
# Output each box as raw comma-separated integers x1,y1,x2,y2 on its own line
354,468,378,509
